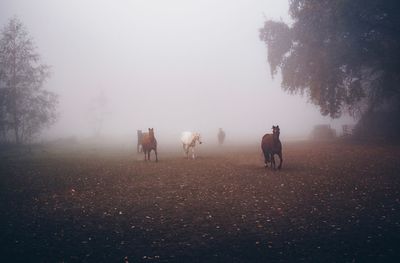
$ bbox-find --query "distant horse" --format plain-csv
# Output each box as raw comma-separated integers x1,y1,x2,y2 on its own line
137,130,143,153
218,128,226,145
141,128,158,162
181,131,202,159
261,125,283,169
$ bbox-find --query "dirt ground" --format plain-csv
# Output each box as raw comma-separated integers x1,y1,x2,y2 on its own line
1,141,400,262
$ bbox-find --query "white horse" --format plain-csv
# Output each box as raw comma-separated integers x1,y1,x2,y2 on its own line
181,131,202,159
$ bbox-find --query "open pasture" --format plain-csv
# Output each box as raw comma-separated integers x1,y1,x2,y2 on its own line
1,141,400,262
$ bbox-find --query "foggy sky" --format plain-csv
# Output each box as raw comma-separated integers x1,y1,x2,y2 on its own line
0,0,354,143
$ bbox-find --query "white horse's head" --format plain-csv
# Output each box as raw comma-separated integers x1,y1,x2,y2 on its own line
194,133,202,144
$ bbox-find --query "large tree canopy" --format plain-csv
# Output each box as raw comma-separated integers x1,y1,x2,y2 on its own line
260,0,400,120
0,17,58,144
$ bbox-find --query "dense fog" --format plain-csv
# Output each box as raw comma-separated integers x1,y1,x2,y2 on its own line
0,0,354,146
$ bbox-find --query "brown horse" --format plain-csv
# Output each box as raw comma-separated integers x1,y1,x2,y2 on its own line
218,128,226,145
261,125,283,169
141,128,158,162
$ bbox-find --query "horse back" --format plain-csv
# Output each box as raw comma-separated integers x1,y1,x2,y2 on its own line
261,134,273,149
140,132,148,144
181,132,194,145
261,134,281,153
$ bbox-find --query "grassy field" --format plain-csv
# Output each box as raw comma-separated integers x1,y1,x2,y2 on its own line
1,141,400,262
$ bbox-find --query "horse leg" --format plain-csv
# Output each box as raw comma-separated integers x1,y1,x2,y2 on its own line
155,148,158,162
192,147,195,159
138,143,142,153
144,150,147,161
148,150,151,161
271,153,276,169
264,153,269,168
278,152,283,170
185,147,189,159
263,150,270,168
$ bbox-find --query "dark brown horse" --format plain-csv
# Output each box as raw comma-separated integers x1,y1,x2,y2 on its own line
261,125,283,169
141,128,158,162
218,128,226,145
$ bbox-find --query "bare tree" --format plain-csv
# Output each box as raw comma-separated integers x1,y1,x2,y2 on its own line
88,90,109,137
0,17,57,144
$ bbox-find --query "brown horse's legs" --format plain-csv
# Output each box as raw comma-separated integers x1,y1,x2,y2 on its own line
147,150,151,161
144,150,147,161
271,154,276,169
155,148,158,162
264,153,269,168
278,152,283,170
262,149,270,168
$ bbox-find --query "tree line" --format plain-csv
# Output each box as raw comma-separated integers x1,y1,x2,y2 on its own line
2,0,399,145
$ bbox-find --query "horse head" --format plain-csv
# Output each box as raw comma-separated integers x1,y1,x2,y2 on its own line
272,125,280,139
148,128,155,138
195,133,202,144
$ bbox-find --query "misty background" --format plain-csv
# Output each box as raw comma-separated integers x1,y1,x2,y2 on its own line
0,0,354,145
